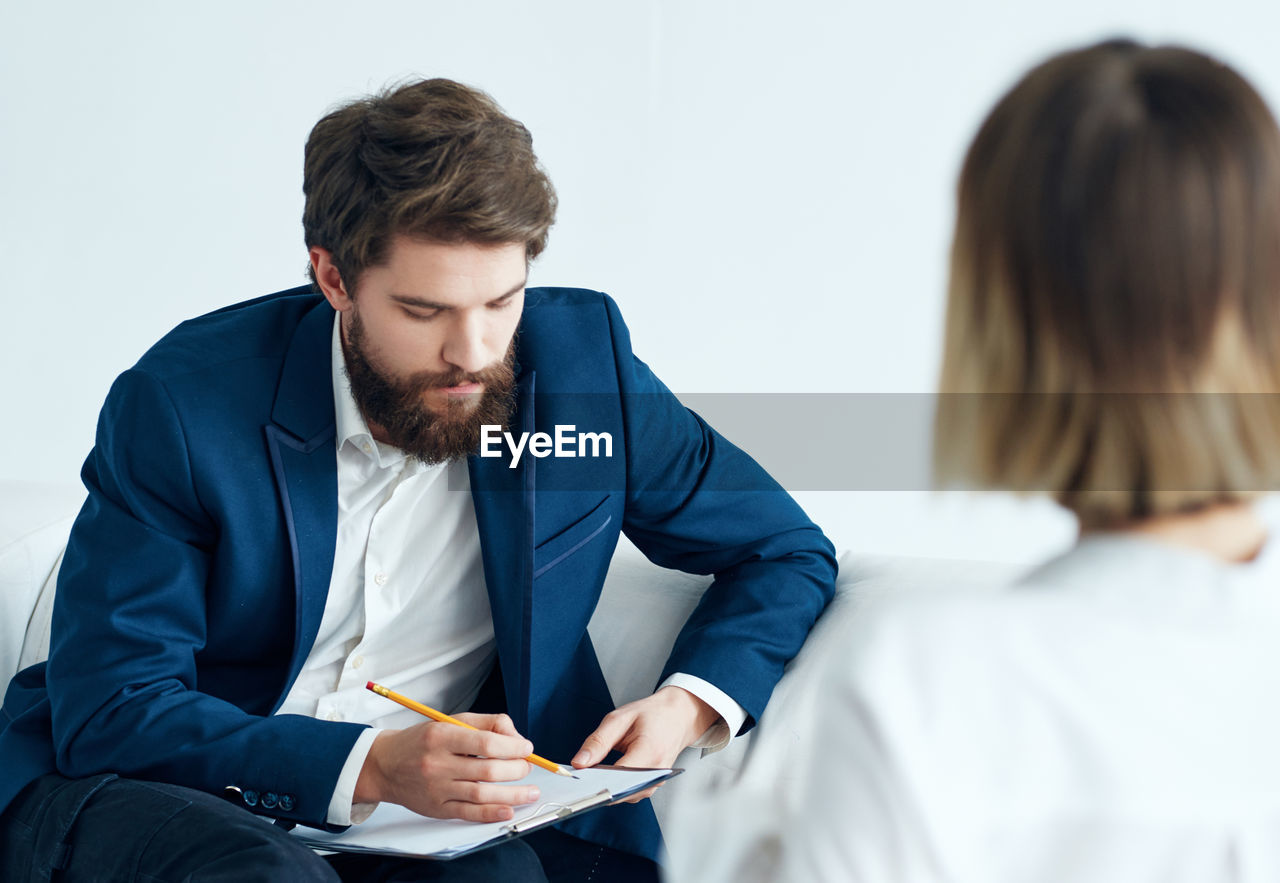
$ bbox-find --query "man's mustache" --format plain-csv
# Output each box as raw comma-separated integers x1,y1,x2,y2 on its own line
400,362,510,395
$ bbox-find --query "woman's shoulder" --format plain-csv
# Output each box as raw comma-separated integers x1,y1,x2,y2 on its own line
816,543,1280,812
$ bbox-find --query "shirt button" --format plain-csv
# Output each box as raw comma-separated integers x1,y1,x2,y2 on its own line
326,711,344,722
361,442,372,454
351,655,365,669
373,572,388,586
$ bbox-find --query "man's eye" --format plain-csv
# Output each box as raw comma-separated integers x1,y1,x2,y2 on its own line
489,297,517,310
403,308,439,321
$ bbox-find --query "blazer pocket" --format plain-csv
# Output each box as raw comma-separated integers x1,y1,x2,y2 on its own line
533,495,614,579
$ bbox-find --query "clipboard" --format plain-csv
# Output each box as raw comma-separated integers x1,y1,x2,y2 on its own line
291,764,682,860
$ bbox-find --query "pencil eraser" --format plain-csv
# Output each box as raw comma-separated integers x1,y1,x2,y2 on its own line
366,681,374,690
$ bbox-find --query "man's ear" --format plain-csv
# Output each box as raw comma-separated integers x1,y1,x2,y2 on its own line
309,247,354,312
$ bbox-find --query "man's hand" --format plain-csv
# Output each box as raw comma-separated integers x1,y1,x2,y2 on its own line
571,686,721,803
354,713,539,822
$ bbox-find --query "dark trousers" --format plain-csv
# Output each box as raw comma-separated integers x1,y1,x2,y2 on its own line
0,773,658,882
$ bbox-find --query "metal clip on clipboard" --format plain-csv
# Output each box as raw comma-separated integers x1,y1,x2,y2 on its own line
503,789,613,835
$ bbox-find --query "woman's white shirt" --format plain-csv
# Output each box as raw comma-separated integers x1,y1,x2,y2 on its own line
665,502,1280,883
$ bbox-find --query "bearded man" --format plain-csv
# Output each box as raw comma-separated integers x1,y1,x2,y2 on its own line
0,79,836,882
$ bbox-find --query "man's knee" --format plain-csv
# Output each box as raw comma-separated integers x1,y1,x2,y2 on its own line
129,782,339,882
3,774,337,883
146,807,339,882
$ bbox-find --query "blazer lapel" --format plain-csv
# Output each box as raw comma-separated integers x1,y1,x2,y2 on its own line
264,300,339,708
469,368,536,729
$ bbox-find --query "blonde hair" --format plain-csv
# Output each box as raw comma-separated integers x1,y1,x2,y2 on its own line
935,39,1280,529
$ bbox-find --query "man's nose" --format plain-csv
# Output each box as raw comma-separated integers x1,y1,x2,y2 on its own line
441,311,492,374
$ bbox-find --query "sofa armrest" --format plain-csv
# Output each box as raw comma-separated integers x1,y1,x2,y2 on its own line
0,481,84,681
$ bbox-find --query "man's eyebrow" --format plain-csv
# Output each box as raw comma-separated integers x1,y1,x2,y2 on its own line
389,278,527,311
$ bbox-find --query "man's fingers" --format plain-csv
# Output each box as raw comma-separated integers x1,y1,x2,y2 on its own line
439,800,520,823
614,739,666,803
614,736,666,768
454,711,521,737
572,709,635,768
453,756,533,784
455,781,541,806
615,785,660,805
610,740,672,803
434,780,541,822
490,713,520,737
428,722,533,760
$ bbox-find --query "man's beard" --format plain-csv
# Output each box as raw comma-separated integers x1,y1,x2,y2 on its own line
342,310,517,465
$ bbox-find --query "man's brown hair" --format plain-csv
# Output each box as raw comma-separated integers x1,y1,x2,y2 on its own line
934,39,1280,528
303,78,557,290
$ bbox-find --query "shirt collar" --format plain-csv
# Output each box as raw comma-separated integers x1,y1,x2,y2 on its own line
331,313,406,469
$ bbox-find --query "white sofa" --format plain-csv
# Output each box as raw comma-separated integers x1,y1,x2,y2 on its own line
0,479,1038,828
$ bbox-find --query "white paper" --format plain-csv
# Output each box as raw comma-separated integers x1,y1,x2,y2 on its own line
292,766,672,858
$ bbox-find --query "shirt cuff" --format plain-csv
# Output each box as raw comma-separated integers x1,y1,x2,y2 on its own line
326,727,382,826
659,673,748,754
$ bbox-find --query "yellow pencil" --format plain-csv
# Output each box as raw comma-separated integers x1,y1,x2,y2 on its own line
365,681,575,778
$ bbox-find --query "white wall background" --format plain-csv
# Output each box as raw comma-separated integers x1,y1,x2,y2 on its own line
6,0,1279,561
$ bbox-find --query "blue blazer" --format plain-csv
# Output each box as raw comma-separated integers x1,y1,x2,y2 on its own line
0,286,836,861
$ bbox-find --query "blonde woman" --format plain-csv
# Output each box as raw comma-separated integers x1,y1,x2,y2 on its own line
665,39,1280,882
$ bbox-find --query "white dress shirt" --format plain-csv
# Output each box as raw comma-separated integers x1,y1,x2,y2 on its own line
277,315,744,825
667,500,1280,883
